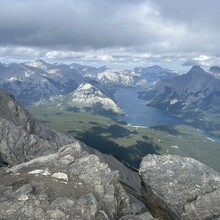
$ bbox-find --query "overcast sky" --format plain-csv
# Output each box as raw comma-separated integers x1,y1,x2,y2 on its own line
0,0,220,70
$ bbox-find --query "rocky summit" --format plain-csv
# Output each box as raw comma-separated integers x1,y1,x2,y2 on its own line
0,86,220,219
0,143,132,219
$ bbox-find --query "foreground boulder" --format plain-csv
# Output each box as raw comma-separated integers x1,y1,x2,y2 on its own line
0,143,132,219
139,155,220,219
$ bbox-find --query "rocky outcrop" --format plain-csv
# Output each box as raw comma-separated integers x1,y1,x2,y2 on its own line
0,143,132,219
0,87,76,166
0,143,155,220
139,155,220,219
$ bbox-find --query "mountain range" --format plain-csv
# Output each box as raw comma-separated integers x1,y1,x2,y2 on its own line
1,60,220,132
0,59,179,114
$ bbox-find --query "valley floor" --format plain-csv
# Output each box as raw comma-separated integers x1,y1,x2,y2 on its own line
27,106,220,171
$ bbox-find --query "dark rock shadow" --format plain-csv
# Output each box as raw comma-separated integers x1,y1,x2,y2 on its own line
72,126,160,168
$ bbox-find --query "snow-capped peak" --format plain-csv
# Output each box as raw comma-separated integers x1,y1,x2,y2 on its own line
26,59,49,70
78,82,94,90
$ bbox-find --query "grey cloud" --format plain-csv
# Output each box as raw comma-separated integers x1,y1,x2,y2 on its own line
0,0,220,65
153,0,220,27
0,0,151,49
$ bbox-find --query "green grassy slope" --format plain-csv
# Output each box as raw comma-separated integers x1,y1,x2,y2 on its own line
27,106,220,171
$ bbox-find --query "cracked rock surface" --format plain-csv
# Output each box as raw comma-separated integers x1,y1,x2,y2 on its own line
0,143,132,219
0,87,75,166
139,154,220,220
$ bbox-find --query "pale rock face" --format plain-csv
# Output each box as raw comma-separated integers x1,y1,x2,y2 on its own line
27,60,48,70
170,99,178,105
52,172,68,181
28,169,45,175
69,82,122,113
34,82,122,113
18,195,29,201
97,69,137,86
0,143,132,219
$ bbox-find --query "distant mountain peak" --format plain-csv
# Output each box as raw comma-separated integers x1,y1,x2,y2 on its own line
97,65,108,71
77,82,95,91
149,64,163,69
209,66,220,74
27,59,50,69
188,65,207,76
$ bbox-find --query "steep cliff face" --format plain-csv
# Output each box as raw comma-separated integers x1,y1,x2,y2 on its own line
0,87,76,166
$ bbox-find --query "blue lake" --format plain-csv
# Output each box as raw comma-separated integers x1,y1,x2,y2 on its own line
113,88,184,127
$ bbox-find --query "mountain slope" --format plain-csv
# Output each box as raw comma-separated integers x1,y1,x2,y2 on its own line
35,82,122,114
0,60,84,105
141,66,220,113
209,66,220,79
134,65,178,83
97,69,138,86
0,87,77,165
68,83,122,113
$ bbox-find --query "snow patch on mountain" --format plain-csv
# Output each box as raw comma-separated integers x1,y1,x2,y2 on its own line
8,77,17,81
97,69,137,86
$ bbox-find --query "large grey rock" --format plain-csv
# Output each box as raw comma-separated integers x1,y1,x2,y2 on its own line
139,154,220,220
0,87,75,165
0,143,132,219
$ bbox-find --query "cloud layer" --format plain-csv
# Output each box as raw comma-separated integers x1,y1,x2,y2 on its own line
0,0,220,67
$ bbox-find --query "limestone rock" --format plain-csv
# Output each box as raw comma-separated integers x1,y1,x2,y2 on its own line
0,143,132,219
139,154,220,219
0,87,76,166
119,212,156,220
